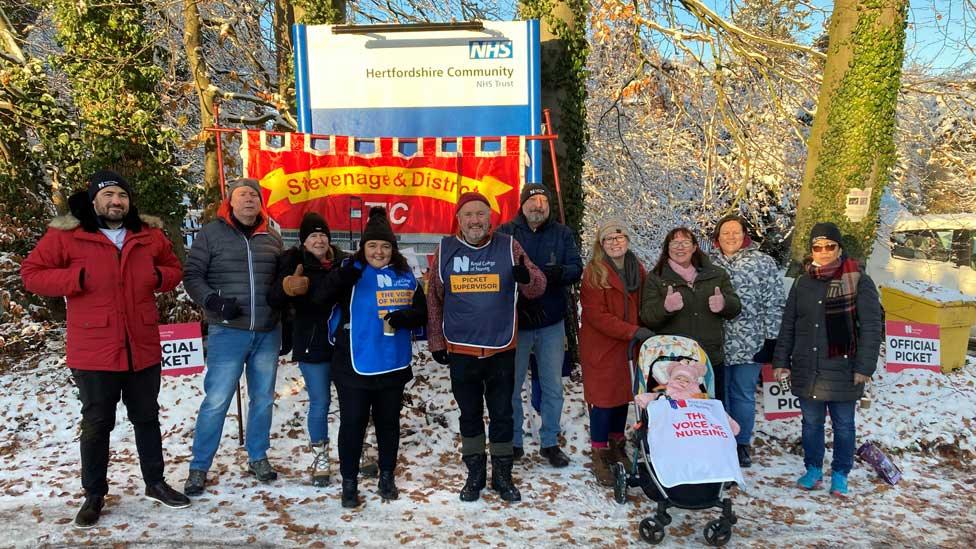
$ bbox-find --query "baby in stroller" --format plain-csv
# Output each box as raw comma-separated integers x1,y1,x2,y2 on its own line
634,359,740,436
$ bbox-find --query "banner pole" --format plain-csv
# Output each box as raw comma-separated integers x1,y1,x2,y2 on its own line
542,109,566,224
236,383,244,446
214,102,227,200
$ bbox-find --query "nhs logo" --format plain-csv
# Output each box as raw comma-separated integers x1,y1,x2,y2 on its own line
453,256,470,272
376,274,393,288
469,40,512,59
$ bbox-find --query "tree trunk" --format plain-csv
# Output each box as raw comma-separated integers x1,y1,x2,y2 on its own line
790,0,908,266
519,0,588,237
182,0,219,206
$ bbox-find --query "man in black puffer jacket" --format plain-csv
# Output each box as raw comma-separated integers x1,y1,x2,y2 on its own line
183,178,283,495
268,212,348,486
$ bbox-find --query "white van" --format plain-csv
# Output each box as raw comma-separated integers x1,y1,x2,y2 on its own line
866,213,976,297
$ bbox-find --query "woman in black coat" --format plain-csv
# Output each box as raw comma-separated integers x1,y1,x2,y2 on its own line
268,212,347,487
313,207,427,508
772,222,883,497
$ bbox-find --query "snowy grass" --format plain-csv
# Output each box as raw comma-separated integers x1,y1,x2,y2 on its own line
1,344,974,547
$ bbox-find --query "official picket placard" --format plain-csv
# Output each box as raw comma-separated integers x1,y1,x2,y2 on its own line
159,323,204,376
761,363,801,420
885,320,941,373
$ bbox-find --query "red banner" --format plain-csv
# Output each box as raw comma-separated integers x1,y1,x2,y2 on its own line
241,131,525,233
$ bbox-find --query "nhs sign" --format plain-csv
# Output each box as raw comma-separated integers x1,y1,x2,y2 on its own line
469,40,513,59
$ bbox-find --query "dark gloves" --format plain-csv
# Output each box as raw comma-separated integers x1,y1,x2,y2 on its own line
517,298,547,327
753,338,778,364
431,349,450,365
205,294,242,321
542,264,564,286
633,327,654,343
384,310,412,330
512,256,530,284
338,260,363,287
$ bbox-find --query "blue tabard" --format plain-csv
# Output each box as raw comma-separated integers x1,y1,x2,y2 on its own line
438,234,517,349
349,263,417,376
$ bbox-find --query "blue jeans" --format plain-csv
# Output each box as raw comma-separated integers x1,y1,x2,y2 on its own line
190,324,281,471
512,320,565,448
725,362,762,446
298,361,332,444
798,398,857,475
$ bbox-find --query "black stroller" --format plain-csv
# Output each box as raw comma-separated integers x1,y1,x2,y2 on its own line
613,335,739,547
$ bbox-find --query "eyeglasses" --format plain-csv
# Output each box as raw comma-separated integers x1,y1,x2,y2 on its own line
602,235,627,244
812,243,838,252
669,240,694,249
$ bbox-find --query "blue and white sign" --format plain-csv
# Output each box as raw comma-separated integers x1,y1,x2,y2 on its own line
293,20,541,182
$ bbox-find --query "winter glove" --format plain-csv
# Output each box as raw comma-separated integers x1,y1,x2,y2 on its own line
632,327,654,343
542,264,564,286
517,298,547,328
663,285,684,313
383,310,413,330
431,349,450,365
283,264,310,297
708,287,725,313
337,260,363,287
752,338,778,364
205,294,242,321
512,256,531,284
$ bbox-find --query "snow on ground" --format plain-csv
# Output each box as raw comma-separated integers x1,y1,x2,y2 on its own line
1,337,975,548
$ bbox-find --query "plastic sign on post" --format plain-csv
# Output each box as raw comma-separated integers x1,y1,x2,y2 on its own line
159,323,205,376
761,363,801,420
885,320,941,373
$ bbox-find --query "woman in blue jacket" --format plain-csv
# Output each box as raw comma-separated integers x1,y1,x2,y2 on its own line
314,207,427,508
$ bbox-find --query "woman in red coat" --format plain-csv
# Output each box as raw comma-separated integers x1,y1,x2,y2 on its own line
579,218,650,486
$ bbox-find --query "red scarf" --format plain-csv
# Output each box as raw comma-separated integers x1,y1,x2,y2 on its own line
806,256,861,358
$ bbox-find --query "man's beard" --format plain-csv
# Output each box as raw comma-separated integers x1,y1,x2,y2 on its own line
524,211,547,225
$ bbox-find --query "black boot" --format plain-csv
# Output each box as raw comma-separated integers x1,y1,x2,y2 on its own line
145,481,191,509
459,453,487,502
378,470,399,500
490,455,521,503
737,445,752,468
341,478,361,508
74,495,104,529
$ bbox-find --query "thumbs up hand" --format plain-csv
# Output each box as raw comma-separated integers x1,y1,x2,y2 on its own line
663,285,684,312
512,255,531,284
708,286,725,313
283,263,310,296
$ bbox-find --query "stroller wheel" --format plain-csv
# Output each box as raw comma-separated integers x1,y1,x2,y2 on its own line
703,519,733,546
612,463,627,504
638,518,666,545
656,511,672,526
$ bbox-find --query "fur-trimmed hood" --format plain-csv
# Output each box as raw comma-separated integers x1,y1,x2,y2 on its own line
49,191,163,232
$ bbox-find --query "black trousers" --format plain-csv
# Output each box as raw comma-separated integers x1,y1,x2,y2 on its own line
449,350,516,454
71,364,164,497
335,383,405,480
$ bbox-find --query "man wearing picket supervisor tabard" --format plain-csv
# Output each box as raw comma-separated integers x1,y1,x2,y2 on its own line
426,191,546,504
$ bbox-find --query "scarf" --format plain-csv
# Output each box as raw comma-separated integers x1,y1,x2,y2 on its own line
668,259,697,286
608,251,641,322
806,255,861,358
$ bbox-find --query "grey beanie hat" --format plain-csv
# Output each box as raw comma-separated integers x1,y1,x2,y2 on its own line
226,178,262,201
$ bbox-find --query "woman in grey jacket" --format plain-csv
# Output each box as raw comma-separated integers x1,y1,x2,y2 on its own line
710,215,784,468
772,222,883,497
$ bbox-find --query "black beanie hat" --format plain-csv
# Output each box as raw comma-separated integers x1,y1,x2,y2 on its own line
88,170,133,201
361,206,397,247
520,183,551,206
299,212,331,244
809,222,843,247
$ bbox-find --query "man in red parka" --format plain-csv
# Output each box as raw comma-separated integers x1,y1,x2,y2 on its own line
21,170,190,529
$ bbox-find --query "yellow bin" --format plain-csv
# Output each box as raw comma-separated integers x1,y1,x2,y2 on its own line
880,283,976,373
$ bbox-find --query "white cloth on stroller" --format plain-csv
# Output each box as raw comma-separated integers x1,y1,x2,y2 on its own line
645,398,746,490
